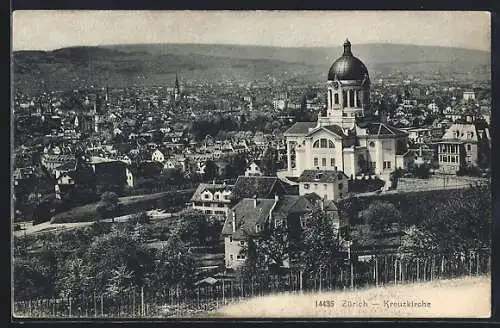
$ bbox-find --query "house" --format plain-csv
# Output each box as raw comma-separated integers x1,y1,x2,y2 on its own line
151,149,165,163
222,194,339,269
297,169,349,201
437,123,481,174
89,156,134,191
244,160,264,177
407,128,432,144
232,176,287,202
190,182,234,220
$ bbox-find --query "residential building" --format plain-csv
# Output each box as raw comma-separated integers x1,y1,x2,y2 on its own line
244,160,264,177
190,182,234,220
231,176,287,202
437,123,481,174
297,169,349,201
222,194,339,269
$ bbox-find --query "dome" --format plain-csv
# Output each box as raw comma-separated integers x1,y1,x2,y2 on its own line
328,39,369,81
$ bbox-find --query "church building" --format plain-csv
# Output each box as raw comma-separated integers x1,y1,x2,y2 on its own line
284,39,413,181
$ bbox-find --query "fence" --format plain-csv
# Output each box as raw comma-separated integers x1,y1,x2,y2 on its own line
397,175,489,192
13,249,490,318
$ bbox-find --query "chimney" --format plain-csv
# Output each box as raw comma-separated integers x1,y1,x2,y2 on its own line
232,211,236,232
253,194,257,208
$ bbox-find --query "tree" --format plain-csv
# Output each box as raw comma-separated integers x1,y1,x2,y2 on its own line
84,228,153,294
389,168,404,189
175,209,210,245
96,191,121,222
147,233,196,294
360,201,401,231
299,210,342,277
203,160,218,181
261,147,278,176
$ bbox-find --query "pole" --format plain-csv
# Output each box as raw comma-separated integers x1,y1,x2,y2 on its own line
319,267,322,292
394,257,397,285
141,286,145,316
100,294,103,316
69,296,72,317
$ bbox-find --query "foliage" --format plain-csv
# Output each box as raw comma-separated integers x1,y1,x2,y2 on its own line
260,147,278,176
96,191,121,222
174,209,221,245
147,234,196,293
298,209,342,277
359,201,401,231
202,160,218,182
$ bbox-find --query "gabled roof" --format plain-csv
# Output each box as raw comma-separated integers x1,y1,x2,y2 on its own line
222,198,276,238
190,183,233,202
356,122,407,137
297,170,348,183
232,176,285,200
304,124,346,138
283,121,317,135
55,160,77,172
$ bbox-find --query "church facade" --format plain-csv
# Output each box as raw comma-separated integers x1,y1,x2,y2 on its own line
284,40,413,181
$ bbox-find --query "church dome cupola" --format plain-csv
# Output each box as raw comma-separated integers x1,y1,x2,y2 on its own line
328,39,369,82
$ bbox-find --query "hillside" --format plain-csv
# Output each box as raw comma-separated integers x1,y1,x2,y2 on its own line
211,275,490,318
13,43,490,94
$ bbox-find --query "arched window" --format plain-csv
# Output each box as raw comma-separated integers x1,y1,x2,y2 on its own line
369,141,375,148
314,138,335,149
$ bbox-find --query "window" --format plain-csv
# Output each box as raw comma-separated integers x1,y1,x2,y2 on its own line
339,183,343,190
467,144,472,151
356,90,361,107
322,158,326,167
328,140,335,148
313,140,319,148
320,139,327,148
274,219,284,228
387,162,391,169
314,158,318,166
451,156,456,163
236,255,246,260
304,183,310,189
331,158,335,167
239,240,245,246
300,216,308,229
324,184,328,190
443,156,448,162
230,254,233,260
229,236,233,242
204,193,210,199
334,93,339,104
255,224,261,233
342,91,347,108
349,89,355,107
369,141,375,148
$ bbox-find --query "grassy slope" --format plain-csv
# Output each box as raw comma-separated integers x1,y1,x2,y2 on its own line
211,275,490,318
50,189,194,223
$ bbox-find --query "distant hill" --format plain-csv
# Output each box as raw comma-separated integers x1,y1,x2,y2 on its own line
13,43,490,94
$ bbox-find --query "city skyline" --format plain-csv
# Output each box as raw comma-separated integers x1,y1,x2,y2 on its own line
13,11,490,52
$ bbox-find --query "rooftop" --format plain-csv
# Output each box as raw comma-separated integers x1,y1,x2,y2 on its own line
297,170,348,183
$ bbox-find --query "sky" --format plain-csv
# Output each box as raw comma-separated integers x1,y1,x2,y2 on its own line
12,11,491,52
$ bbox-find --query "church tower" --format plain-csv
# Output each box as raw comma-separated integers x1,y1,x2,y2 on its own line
319,39,371,130
174,73,181,101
